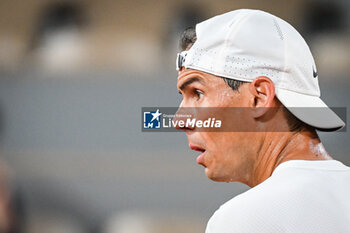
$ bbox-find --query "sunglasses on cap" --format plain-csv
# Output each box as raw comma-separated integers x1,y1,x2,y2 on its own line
176,51,188,71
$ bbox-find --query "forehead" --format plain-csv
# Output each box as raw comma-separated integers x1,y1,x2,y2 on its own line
177,68,222,86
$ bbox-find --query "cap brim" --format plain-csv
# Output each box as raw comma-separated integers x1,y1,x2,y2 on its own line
275,88,345,131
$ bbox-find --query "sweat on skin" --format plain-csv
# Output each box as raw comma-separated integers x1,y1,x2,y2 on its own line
176,68,331,187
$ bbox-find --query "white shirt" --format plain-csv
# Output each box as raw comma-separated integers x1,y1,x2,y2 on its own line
205,160,350,233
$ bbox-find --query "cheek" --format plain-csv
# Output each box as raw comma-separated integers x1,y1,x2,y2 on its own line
210,89,242,107
203,133,254,175
216,90,234,106
203,133,235,165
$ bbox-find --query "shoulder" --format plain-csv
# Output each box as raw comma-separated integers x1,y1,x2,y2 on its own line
206,160,350,233
206,170,312,233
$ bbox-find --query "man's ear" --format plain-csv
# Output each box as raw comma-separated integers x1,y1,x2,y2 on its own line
248,76,276,118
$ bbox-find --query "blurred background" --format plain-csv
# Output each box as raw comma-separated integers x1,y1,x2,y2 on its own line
0,0,349,232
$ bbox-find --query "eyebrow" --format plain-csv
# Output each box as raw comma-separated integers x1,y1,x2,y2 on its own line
179,77,203,92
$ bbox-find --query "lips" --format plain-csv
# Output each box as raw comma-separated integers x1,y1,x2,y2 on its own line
189,143,206,165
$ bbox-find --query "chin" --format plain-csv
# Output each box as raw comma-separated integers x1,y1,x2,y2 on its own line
205,168,233,182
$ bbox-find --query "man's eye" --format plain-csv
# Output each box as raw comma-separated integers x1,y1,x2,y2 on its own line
194,89,204,99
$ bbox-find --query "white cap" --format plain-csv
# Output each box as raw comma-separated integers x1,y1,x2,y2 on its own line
176,9,345,131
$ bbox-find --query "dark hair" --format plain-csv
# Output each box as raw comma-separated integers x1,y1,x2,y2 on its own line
179,27,310,132
282,107,313,132
180,26,197,51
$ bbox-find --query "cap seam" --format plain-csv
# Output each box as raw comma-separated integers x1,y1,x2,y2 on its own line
281,16,288,89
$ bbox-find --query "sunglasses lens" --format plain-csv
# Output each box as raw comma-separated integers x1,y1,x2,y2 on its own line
176,51,188,71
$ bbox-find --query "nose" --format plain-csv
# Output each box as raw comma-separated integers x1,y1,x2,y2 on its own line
174,101,195,131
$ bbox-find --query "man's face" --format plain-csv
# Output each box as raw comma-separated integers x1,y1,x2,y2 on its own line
177,69,258,183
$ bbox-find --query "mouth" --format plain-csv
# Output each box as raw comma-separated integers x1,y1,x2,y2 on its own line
189,143,206,165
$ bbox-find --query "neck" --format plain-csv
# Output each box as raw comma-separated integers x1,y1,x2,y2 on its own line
246,130,332,187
